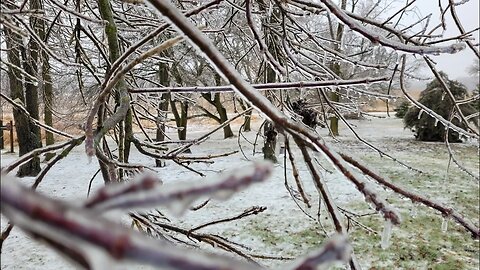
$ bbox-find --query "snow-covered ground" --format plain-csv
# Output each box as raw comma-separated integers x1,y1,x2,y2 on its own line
1,113,478,269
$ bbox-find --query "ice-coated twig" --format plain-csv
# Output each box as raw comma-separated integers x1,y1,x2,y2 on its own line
448,0,480,58
130,214,278,264
297,132,402,225
285,137,311,208
245,0,286,76
87,162,272,213
166,108,253,157
189,206,267,233
2,177,350,270
85,174,163,208
298,0,466,54
0,92,75,139
423,56,479,136
316,88,423,174
1,136,84,174
129,77,390,94
444,113,480,180
0,178,263,270
293,135,361,270
284,235,351,270
106,0,222,85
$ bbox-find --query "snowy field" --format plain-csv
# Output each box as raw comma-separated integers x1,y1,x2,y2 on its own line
1,113,479,269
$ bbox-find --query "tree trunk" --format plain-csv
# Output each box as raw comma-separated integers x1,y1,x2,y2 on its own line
97,0,132,181
35,0,55,160
237,98,252,132
329,92,340,136
260,0,280,163
43,54,55,160
262,121,277,162
156,60,170,167
170,65,189,144
200,74,234,139
262,52,278,163
215,93,234,138
5,28,41,177
179,102,188,140
328,0,346,137
14,0,43,176
213,74,234,138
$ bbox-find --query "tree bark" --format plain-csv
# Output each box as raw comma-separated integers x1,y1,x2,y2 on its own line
258,2,280,162
13,0,43,176
200,74,234,139
34,0,55,160
155,60,170,167
42,49,55,160
97,0,132,181
262,46,279,163
214,74,234,138
328,0,346,137
170,65,189,144
237,98,252,131
5,29,39,177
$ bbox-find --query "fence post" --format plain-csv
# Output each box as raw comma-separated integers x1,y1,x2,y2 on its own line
9,120,14,153
0,119,3,150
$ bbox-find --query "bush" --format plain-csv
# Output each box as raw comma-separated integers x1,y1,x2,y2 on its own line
395,100,410,118
404,73,477,142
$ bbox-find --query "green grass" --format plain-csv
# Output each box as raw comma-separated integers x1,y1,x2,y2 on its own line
239,139,479,269
344,141,479,269
244,218,327,257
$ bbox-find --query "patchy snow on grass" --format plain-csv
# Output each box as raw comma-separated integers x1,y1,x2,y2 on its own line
1,113,478,269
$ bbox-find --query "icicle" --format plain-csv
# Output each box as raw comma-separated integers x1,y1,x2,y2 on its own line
441,93,446,101
441,216,448,233
381,220,392,250
434,119,439,127
417,110,424,119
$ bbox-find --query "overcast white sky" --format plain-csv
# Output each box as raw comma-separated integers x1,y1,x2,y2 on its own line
412,1,479,79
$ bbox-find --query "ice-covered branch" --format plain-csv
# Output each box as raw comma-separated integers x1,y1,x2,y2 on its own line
1,136,84,174
85,174,163,208
0,92,75,139
129,76,390,94
2,171,354,270
86,162,272,214
0,177,262,270
245,0,286,76
285,235,351,270
293,0,466,54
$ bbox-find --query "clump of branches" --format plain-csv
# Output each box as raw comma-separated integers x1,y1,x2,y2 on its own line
1,164,352,269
